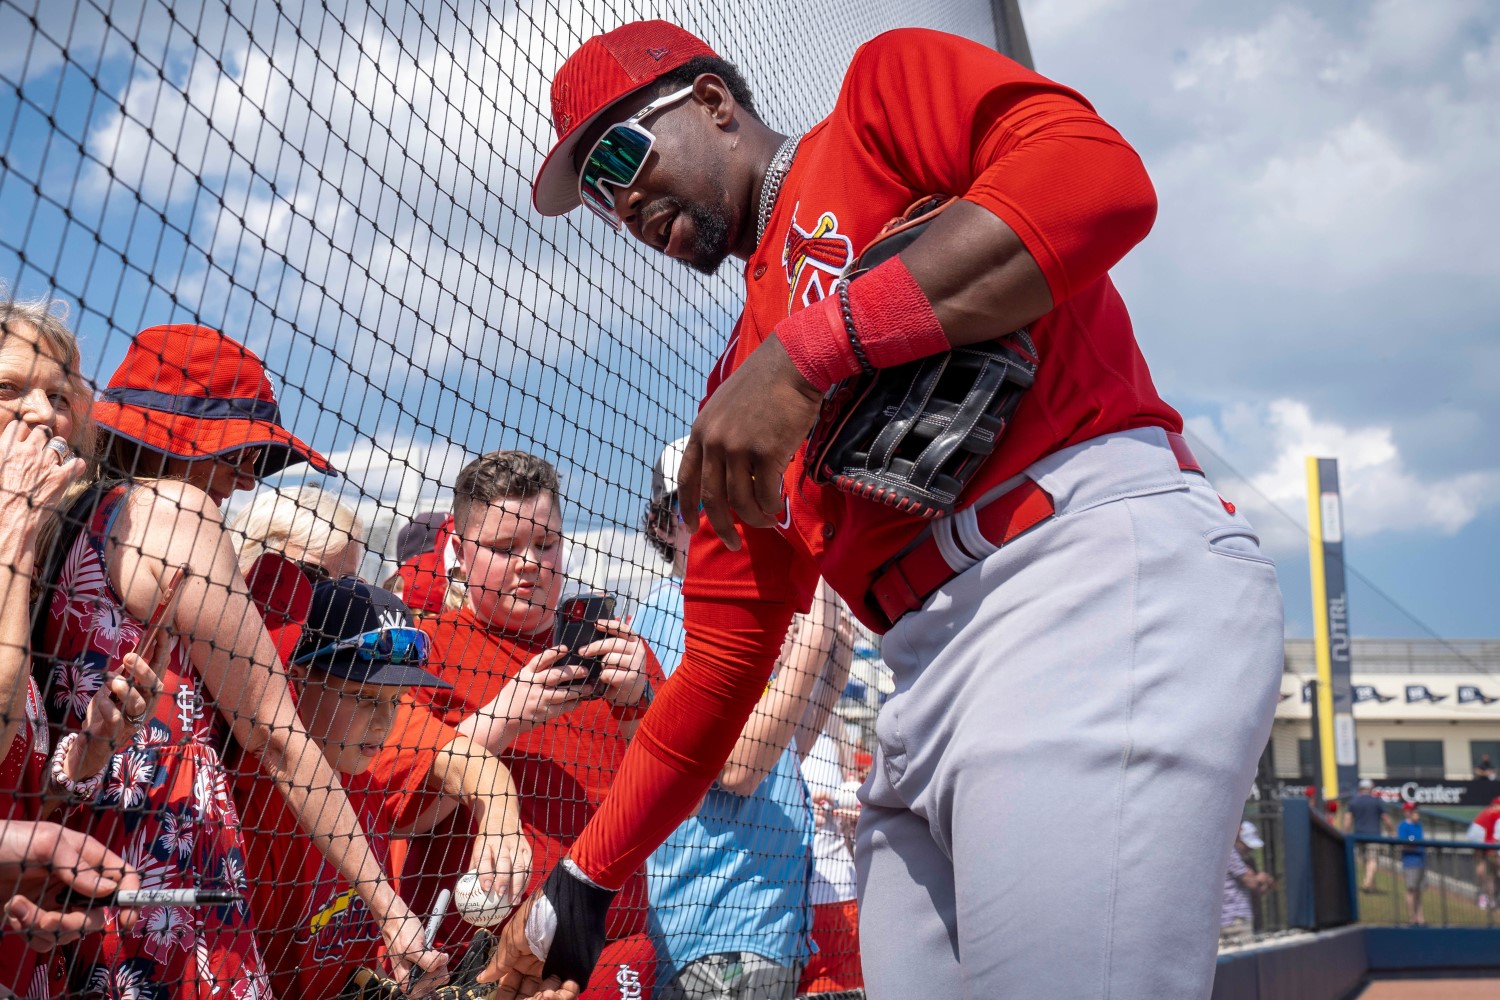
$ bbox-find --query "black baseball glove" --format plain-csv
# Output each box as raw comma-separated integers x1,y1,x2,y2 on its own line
337,931,499,1000
805,196,1038,519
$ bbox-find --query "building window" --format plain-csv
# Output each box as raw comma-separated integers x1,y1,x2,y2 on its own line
1384,740,1445,780
1298,739,1317,779
1473,741,1500,777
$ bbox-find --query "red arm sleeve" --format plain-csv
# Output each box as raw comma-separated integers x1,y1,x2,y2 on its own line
844,28,1157,303
567,594,795,888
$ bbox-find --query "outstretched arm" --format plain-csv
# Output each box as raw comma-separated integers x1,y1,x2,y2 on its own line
718,579,841,795
107,481,447,987
397,735,531,906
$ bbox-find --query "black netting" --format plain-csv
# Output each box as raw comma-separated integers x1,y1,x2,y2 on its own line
1,2,1004,997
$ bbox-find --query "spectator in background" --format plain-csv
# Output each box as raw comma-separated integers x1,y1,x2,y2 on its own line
230,484,367,581
1220,827,1272,947
32,325,446,996
1345,778,1394,893
632,437,852,1000
385,510,464,615
1474,754,1496,780
1235,820,1268,935
1466,796,1500,910
394,450,660,999
1396,803,1426,926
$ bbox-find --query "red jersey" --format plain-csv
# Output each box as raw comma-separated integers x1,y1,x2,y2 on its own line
1472,806,1500,843
399,608,651,949
232,698,449,999
686,27,1176,631
572,29,1174,888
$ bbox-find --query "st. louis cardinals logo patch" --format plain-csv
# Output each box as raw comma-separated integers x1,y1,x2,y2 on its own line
783,204,853,311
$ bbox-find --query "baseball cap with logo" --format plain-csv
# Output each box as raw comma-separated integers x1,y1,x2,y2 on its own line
94,324,335,478
532,20,718,216
651,435,691,505
292,577,450,689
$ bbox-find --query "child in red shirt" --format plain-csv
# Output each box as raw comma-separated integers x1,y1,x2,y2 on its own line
233,577,528,1000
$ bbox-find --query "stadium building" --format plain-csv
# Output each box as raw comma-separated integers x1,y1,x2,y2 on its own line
1269,638,1500,789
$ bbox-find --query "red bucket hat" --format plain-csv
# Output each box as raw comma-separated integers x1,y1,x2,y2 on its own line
94,324,335,477
532,20,718,216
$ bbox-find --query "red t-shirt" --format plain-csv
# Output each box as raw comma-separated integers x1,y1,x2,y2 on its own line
572,28,1176,888
686,26,1178,631
399,608,651,949
233,700,450,1000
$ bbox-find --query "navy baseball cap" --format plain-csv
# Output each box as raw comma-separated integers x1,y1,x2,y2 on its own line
292,577,450,690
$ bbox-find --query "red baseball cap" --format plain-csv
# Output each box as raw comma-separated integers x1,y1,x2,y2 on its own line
94,324,335,477
532,20,718,216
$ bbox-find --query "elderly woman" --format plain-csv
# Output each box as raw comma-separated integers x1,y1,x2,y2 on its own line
34,324,446,997
0,295,156,993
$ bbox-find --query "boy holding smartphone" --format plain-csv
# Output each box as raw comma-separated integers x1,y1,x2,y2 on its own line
232,577,529,999
387,450,661,999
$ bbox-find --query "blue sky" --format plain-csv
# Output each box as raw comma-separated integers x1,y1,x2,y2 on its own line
1,0,1495,638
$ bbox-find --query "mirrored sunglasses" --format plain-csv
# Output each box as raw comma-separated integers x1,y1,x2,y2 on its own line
294,626,430,666
578,85,694,229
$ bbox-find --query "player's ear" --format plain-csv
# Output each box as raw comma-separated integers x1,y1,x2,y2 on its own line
692,73,736,128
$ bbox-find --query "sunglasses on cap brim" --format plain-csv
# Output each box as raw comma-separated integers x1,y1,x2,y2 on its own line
293,626,431,666
578,85,695,229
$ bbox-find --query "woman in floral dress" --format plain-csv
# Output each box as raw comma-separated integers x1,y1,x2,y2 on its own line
35,325,447,999
0,297,86,996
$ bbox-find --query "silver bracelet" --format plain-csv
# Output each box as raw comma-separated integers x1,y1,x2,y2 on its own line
49,731,107,801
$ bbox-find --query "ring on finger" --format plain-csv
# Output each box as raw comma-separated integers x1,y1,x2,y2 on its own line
44,436,72,465
123,709,149,726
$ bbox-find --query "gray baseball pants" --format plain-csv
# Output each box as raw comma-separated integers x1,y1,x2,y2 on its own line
856,427,1284,999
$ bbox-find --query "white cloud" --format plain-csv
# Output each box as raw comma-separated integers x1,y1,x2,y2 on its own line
1188,399,1500,554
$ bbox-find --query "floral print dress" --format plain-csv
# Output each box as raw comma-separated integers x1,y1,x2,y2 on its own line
41,484,270,1000
0,677,54,998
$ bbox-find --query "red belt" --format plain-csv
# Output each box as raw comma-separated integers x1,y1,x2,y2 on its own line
868,431,1201,629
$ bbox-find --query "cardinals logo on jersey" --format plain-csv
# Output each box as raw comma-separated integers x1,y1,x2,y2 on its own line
783,205,853,311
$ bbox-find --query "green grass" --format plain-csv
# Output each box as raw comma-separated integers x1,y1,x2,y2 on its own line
1355,855,1499,928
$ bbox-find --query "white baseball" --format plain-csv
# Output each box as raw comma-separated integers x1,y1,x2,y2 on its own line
836,780,862,812
453,870,515,927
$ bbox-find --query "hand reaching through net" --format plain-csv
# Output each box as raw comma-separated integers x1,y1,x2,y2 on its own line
1,820,141,952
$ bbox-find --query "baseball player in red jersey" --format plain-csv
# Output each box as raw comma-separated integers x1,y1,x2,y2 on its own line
480,21,1285,1000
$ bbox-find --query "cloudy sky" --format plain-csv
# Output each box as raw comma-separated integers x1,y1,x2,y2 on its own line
1,0,1494,637
1019,0,1498,639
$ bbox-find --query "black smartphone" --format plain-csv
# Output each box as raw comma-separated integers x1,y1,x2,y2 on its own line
552,592,616,693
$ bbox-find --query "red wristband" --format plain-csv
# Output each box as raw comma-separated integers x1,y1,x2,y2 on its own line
846,256,949,368
774,293,861,393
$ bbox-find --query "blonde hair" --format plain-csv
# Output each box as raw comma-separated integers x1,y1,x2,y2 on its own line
229,486,365,577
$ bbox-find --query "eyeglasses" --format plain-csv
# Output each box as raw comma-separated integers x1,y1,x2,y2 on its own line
578,86,694,229
294,626,430,666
